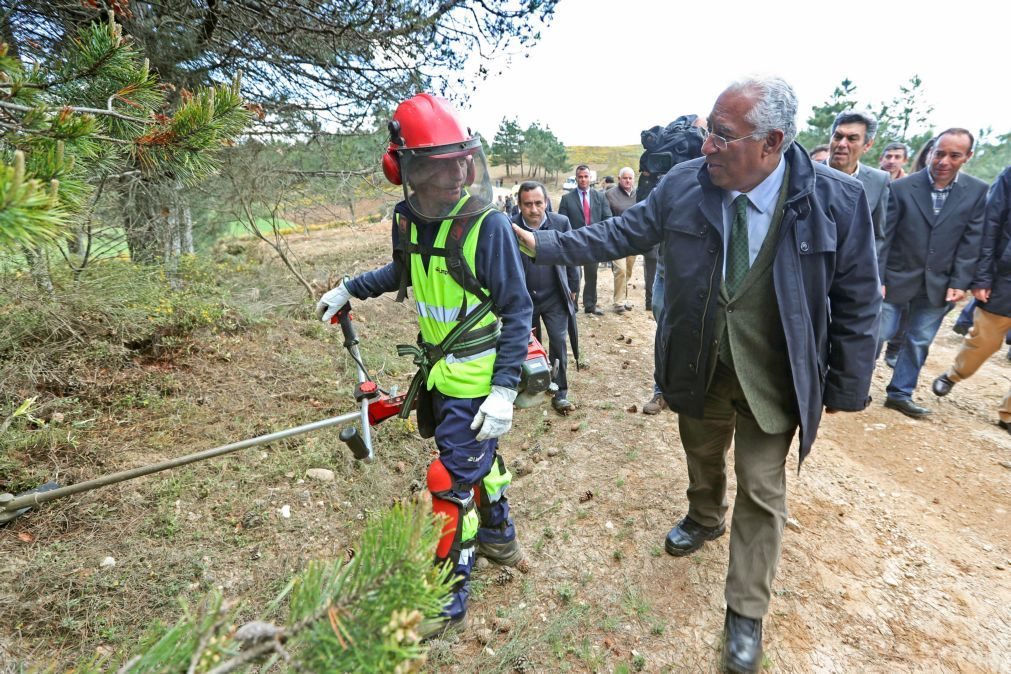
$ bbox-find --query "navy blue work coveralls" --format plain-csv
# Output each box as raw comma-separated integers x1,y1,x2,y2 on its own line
347,202,532,618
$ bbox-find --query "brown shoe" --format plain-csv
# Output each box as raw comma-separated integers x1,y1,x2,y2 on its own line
643,392,667,415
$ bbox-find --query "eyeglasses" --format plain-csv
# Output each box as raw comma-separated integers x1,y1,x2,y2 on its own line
700,128,758,151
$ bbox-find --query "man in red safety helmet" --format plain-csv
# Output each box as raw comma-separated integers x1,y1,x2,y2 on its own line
315,93,533,637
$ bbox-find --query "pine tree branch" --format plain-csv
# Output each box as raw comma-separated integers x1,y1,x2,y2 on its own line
0,99,152,124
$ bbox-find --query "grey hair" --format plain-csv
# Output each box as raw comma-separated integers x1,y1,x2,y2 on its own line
726,75,798,153
618,166,634,178
831,110,879,143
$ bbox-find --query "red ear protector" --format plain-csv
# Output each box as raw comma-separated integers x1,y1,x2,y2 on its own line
383,120,405,185
382,145,402,185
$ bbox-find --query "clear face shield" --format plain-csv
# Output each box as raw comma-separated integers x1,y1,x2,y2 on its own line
398,137,494,221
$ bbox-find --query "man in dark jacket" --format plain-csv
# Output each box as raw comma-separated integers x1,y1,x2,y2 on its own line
512,76,880,674
876,128,989,418
932,166,1011,427
513,181,580,414
557,164,613,315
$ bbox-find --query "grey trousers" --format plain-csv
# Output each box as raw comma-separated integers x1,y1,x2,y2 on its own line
677,361,796,619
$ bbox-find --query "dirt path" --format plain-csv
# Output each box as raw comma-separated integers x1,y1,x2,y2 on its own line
283,219,1011,672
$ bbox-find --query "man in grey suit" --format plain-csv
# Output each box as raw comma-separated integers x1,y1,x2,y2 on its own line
827,110,891,253
877,128,989,418
557,164,612,315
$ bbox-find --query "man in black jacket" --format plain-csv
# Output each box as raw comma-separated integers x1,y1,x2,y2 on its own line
932,166,1011,428
514,181,580,414
512,76,880,674
876,128,989,418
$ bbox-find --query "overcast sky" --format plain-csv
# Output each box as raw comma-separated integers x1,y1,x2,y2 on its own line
453,0,1010,148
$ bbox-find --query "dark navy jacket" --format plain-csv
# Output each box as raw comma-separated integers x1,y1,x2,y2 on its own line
533,143,881,463
512,211,580,316
973,166,1011,317
347,202,533,390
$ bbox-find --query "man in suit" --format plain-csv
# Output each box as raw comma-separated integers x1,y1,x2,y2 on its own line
513,181,580,414
605,167,638,313
512,75,880,673
932,166,1011,428
877,128,989,418
827,110,891,253
557,164,612,315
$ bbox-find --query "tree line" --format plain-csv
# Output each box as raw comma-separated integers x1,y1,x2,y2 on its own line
798,75,1009,182
488,118,569,181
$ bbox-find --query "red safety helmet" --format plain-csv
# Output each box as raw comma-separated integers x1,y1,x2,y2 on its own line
382,93,492,221
382,93,478,185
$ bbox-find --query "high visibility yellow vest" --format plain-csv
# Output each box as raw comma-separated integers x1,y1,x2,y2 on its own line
398,198,498,398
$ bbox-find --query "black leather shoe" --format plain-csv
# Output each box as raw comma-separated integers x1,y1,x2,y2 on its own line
723,608,762,674
998,420,1011,434
664,516,726,557
585,307,604,316
932,373,955,397
952,323,969,336
883,397,931,418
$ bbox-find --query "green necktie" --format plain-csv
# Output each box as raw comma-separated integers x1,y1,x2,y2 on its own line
726,194,750,296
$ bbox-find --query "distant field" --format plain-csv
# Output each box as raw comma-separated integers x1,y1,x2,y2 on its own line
488,144,643,190
222,217,300,237
564,144,642,181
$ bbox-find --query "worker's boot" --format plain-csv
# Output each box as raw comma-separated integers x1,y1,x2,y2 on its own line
477,536,525,567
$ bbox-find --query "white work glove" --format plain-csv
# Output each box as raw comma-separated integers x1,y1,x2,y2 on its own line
470,385,518,441
315,278,352,323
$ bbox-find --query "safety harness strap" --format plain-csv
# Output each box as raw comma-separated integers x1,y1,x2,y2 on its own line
397,299,498,419
394,202,499,417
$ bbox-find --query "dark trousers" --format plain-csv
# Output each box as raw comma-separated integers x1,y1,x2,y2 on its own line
581,264,597,312
532,298,569,396
677,362,796,618
431,391,514,619
643,245,659,307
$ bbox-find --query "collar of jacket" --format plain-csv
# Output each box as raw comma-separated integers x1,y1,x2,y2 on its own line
696,142,815,219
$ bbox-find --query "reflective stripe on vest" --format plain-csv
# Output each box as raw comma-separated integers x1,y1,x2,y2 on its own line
405,200,497,398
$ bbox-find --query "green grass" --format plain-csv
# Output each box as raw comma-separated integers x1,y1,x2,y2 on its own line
565,145,642,184
220,216,300,238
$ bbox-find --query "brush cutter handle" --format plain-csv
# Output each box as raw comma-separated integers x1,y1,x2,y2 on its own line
329,303,374,462
330,303,358,350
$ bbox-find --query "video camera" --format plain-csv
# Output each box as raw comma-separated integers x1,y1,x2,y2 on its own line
637,114,705,203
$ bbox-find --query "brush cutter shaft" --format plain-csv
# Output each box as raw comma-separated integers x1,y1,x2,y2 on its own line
1,303,380,523
0,411,363,518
